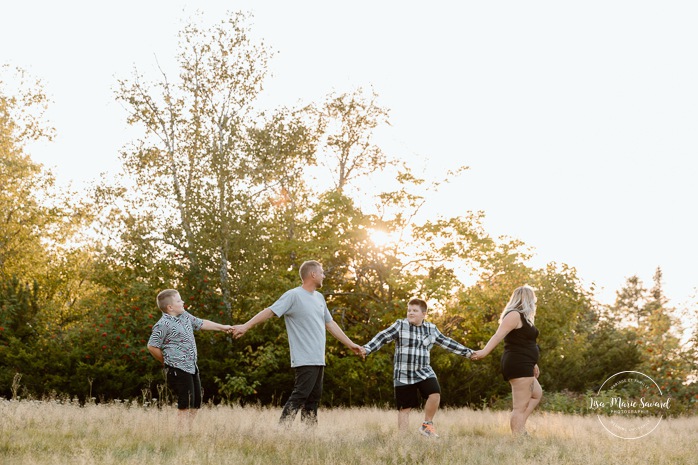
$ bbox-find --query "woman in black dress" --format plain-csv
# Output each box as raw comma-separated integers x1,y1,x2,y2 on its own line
471,285,542,435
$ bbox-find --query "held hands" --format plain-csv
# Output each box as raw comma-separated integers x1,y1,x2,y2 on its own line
471,350,487,361
231,324,248,339
348,342,366,360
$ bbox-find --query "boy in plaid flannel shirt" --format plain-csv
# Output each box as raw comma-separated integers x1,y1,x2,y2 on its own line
361,298,473,437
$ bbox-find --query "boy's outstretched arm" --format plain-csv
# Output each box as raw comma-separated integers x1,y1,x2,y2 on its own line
434,328,474,358
363,321,400,356
201,320,233,332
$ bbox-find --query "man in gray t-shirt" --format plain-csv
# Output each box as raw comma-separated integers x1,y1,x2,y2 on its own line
232,260,363,426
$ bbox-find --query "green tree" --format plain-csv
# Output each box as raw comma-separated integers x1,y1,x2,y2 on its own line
114,12,318,322
0,66,93,399
0,65,54,281
611,275,647,326
314,87,390,193
0,277,40,344
607,269,695,413
637,269,690,407
107,12,326,403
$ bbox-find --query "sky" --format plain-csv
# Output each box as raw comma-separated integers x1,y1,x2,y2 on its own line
3,1,697,308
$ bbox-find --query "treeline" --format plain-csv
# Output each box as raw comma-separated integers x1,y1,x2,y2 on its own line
1,13,696,414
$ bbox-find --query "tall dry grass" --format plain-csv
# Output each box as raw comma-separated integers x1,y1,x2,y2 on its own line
1,399,695,465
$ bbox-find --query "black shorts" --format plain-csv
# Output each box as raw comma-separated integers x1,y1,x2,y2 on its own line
394,377,441,410
165,366,202,410
501,350,538,381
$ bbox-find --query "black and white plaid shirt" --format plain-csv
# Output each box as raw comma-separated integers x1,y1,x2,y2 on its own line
148,310,204,374
364,319,473,386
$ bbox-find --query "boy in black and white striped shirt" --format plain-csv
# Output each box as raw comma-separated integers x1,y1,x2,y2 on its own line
147,289,233,419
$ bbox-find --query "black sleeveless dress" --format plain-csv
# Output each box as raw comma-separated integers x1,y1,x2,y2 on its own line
501,311,539,381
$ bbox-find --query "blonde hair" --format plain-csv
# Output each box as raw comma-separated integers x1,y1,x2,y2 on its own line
299,260,322,280
499,285,537,325
156,289,179,312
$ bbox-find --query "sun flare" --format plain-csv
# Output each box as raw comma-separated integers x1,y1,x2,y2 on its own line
367,229,399,248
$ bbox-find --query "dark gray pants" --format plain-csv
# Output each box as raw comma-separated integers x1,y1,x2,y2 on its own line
279,365,324,426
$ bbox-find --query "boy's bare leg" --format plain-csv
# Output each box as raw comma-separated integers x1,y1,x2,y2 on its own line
398,408,411,431
423,393,440,422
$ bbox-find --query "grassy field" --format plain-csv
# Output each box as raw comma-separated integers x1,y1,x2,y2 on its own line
1,399,695,465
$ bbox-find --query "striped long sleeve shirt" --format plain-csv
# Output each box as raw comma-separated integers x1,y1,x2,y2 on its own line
364,319,473,386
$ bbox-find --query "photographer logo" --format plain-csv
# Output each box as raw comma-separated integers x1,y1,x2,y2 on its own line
588,371,670,439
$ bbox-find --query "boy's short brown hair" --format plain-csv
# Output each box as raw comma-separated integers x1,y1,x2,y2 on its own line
157,289,179,312
408,298,428,313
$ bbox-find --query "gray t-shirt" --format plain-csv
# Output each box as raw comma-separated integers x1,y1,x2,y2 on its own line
270,286,333,367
